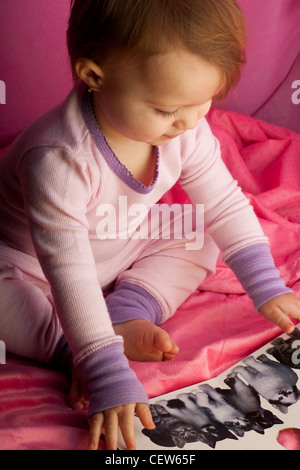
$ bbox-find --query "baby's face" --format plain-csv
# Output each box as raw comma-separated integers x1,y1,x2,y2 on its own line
93,48,223,146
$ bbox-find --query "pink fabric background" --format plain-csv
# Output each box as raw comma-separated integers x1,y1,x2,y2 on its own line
219,0,300,133
0,0,299,450
0,0,299,148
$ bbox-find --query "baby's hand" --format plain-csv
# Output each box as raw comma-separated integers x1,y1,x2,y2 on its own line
88,402,155,450
258,292,300,334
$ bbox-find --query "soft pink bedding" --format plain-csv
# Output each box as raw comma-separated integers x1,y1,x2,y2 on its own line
0,108,299,450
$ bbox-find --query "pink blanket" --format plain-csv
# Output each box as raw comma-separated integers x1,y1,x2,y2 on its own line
1,109,300,450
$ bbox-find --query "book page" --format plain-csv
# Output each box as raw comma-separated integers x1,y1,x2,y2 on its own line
118,326,300,450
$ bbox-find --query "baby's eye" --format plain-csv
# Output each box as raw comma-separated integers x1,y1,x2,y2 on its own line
154,108,179,119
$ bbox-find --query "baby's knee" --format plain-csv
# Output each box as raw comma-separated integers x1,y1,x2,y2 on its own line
0,277,64,365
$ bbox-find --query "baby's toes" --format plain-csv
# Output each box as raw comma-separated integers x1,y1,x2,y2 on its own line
163,341,179,361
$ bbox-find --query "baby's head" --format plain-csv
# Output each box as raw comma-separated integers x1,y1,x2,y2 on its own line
67,0,246,144
67,0,246,98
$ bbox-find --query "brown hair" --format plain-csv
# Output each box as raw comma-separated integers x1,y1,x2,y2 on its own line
67,0,247,99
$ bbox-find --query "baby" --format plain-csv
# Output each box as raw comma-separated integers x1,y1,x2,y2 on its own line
0,0,299,450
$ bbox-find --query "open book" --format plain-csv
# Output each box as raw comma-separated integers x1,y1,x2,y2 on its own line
118,326,300,450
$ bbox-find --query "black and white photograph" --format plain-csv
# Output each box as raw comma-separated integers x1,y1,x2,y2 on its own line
119,327,300,450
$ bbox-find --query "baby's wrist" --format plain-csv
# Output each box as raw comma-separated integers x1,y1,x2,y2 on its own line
225,243,292,310
75,342,148,417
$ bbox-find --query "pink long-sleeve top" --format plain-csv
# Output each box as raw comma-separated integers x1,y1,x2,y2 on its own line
0,85,291,415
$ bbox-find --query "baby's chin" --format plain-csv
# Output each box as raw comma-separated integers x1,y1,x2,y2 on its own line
148,134,182,146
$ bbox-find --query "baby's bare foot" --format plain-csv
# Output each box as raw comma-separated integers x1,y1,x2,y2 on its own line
113,319,179,362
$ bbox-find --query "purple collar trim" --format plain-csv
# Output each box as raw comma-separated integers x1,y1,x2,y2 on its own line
80,85,159,194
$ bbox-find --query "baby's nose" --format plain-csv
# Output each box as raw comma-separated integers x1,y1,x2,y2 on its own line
173,112,199,131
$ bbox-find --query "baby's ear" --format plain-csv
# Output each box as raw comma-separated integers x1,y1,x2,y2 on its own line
75,58,104,92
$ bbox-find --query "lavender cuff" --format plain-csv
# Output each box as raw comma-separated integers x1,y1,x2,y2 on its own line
76,342,149,417
106,282,163,325
225,243,292,311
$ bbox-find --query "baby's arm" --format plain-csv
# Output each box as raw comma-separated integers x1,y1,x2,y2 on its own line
75,341,154,449
18,148,153,448
179,120,295,329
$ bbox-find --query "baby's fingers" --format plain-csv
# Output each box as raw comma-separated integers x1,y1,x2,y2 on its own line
136,403,155,430
284,293,300,322
119,404,137,450
119,403,155,450
265,309,295,334
104,409,121,450
259,293,300,334
88,413,104,450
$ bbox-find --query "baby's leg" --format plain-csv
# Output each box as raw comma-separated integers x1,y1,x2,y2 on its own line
0,275,71,369
106,232,219,362
0,264,85,408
